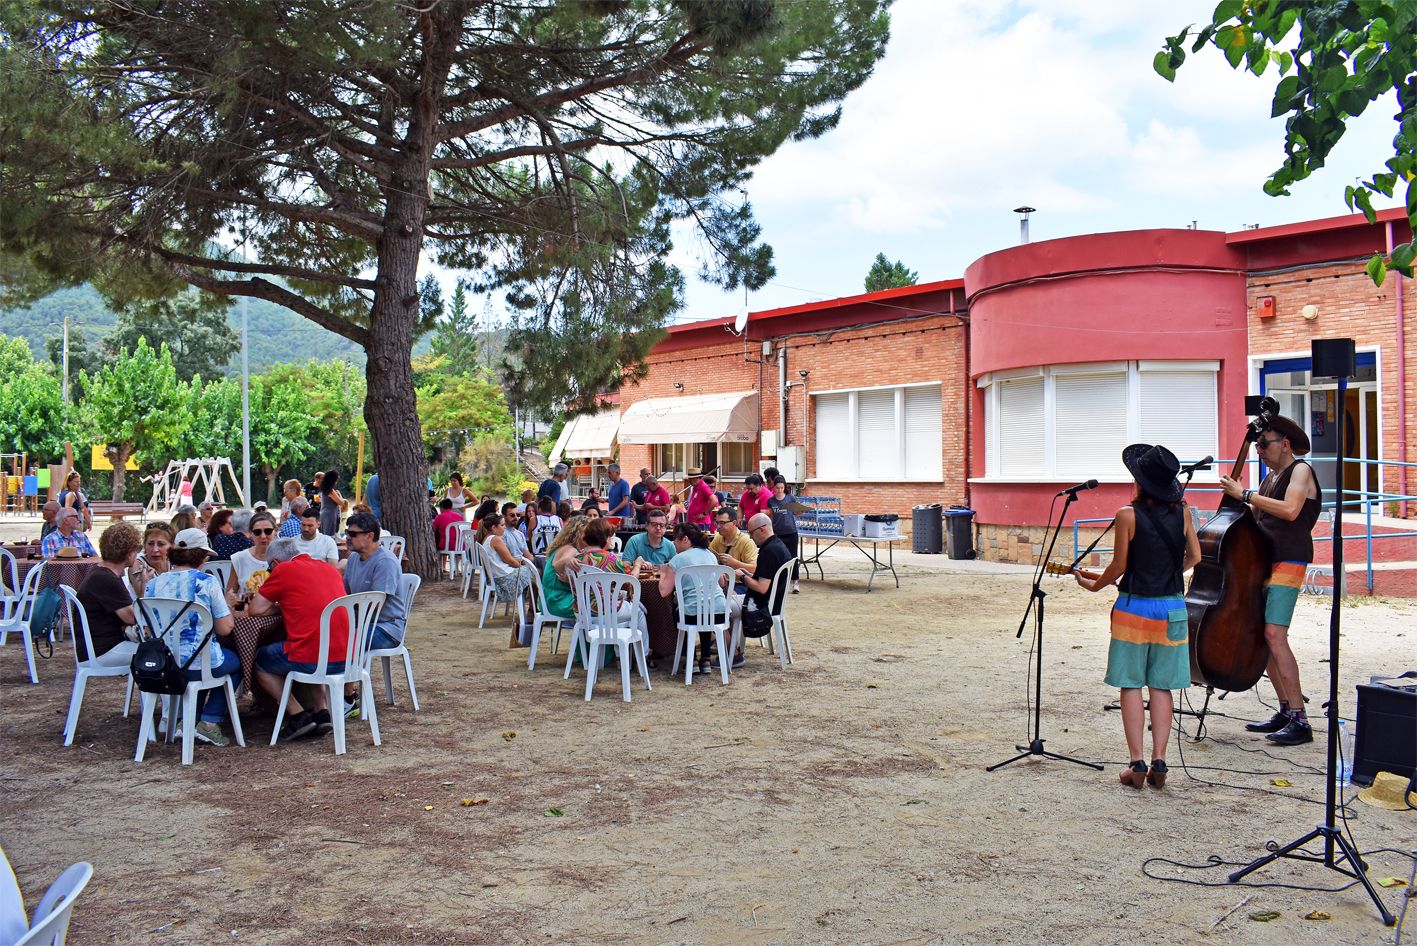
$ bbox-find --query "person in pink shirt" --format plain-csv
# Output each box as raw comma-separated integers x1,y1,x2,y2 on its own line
739,473,773,522
638,475,673,521
684,469,720,527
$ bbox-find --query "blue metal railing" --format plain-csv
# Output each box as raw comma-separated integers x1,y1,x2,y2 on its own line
1071,457,1417,594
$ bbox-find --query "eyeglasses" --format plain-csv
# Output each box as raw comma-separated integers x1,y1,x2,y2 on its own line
716,520,733,527
1257,437,1284,448
344,530,369,538
749,525,769,536
648,521,667,529
251,528,275,536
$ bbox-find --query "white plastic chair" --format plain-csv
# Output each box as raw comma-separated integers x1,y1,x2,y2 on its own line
367,574,421,710
0,548,17,599
200,559,233,590
442,521,470,578
383,535,406,562
13,860,93,946
132,597,245,766
269,591,386,755
671,564,735,686
570,572,651,702
460,538,480,600
473,541,513,628
57,585,135,746
731,557,796,670
0,566,44,685
531,520,561,557
525,566,571,670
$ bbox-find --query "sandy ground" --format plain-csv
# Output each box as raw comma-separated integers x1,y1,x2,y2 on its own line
0,519,1413,945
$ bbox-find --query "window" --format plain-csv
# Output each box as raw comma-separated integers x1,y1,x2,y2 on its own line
980,361,1218,479
655,443,702,476
811,383,942,481
720,442,757,478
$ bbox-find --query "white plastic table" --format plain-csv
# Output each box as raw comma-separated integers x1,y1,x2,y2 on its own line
796,532,903,591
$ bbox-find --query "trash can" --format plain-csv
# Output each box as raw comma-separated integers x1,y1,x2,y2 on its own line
912,504,943,554
944,506,976,560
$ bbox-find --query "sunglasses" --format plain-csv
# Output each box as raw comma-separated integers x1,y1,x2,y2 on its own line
251,528,275,536
345,529,369,538
1257,437,1284,448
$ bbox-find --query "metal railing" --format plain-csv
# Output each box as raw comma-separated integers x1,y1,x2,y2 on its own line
1071,457,1417,594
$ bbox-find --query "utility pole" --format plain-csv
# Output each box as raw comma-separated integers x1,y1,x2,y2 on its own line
240,294,251,505
61,316,70,403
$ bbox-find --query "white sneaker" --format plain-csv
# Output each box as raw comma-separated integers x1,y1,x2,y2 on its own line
792,581,801,594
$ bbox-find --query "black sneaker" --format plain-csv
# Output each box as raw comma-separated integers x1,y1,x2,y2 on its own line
312,709,334,736
1245,711,1290,733
1266,718,1314,746
278,711,318,742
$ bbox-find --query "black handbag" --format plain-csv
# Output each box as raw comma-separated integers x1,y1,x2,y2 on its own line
130,600,211,695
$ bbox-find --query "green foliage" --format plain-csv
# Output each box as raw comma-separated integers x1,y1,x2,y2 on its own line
250,376,319,500
262,359,368,478
1159,0,1417,282
458,434,522,498
0,333,67,459
105,293,240,382
175,376,243,461
414,354,516,467
77,337,187,499
863,253,919,293
429,278,479,378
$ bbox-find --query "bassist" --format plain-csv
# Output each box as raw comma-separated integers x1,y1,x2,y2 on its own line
1218,414,1322,747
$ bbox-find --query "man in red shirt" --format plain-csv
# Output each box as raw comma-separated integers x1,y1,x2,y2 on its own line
684,468,720,527
433,497,464,550
248,537,350,741
639,475,673,521
739,472,773,522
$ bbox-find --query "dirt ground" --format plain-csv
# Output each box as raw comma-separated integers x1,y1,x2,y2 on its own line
1,531,1413,945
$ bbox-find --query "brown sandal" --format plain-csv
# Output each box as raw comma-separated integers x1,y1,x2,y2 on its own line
1146,759,1168,789
1120,761,1148,788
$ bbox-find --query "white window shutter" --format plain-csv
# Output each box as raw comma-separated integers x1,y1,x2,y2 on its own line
904,386,942,480
815,393,852,479
1139,370,1218,465
1054,373,1128,477
857,389,897,479
998,377,1044,475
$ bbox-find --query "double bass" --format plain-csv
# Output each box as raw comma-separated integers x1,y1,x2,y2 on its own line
1184,397,1280,692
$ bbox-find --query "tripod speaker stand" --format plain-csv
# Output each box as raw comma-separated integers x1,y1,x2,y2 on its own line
1225,338,1395,926
988,489,1102,773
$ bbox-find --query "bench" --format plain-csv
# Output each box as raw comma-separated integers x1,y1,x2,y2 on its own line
87,501,147,522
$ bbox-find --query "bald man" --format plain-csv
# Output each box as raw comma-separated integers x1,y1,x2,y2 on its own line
40,500,60,541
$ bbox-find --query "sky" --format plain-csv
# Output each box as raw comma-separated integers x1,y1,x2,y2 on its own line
666,0,1403,324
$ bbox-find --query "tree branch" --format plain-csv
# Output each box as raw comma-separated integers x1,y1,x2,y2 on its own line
169,266,369,347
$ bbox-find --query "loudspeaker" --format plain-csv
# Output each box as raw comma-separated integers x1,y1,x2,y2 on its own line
1311,337,1356,379
1352,675,1416,786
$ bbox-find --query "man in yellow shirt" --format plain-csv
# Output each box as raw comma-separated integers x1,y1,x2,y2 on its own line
709,508,757,571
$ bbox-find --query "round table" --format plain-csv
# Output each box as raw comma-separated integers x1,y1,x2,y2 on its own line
638,578,678,660
230,612,286,715
15,558,104,591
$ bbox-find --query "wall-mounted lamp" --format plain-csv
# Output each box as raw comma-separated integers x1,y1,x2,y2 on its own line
798,369,809,380
1301,304,1320,321
672,382,685,392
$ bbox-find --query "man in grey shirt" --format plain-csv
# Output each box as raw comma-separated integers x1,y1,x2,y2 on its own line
342,511,407,649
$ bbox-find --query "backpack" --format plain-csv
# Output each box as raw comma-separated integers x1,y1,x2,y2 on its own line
27,587,62,657
129,599,210,695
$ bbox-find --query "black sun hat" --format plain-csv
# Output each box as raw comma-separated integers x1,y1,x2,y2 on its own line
1121,443,1183,503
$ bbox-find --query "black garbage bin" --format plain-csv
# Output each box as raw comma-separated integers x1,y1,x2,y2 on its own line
944,506,975,560
912,504,942,554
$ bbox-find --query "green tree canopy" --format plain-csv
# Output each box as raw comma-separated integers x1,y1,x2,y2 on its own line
863,253,919,293
250,375,319,502
105,294,240,382
0,0,890,574
1158,0,1416,281
175,376,243,462
77,337,187,500
429,278,479,378
0,333,67,459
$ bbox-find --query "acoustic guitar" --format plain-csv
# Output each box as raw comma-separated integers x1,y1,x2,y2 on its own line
1043,561,1106,584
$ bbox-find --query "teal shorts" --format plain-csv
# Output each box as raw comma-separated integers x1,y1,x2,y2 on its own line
1263,561,1306,627
1105,594,1191,691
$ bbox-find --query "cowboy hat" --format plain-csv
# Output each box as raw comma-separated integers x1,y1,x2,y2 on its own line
1262,413,1311,456
1122,443,1183,503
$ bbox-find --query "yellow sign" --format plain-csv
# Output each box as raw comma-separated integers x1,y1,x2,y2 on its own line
90,445,139,471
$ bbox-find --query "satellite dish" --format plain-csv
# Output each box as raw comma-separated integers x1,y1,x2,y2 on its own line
733,308,749,334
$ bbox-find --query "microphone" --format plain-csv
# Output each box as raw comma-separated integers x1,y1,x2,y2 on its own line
1180,456,1214,474
1056,479,1099,497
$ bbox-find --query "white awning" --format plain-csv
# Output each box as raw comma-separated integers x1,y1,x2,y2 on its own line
548,410,620,463
618,391,759,445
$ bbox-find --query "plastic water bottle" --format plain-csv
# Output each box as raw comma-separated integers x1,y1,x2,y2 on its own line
1337,719,1354,785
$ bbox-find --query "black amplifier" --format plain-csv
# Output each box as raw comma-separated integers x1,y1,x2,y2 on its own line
1352,672,1416,787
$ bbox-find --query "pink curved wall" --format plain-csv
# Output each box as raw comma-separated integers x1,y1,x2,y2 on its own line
964,229,1251,530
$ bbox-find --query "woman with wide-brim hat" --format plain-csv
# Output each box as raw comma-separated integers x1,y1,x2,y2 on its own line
1074,444,1201,789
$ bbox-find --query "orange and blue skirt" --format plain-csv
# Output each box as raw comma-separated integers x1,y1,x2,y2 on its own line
1105,593,1190,690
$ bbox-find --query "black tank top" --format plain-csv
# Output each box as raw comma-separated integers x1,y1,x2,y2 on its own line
1255,460,1321,563
1119,503,1184,597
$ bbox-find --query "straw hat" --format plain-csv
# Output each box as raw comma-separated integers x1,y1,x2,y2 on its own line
1356,771,1414,811
55,546,80,559
1121,443,1183,503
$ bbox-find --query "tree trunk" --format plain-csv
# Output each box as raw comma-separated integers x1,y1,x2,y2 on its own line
264,465,277,505
109,444,131,501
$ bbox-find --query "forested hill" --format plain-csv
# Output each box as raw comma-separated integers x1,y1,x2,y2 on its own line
0,283,368,371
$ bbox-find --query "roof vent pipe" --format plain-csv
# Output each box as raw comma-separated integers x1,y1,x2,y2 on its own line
1013,206,1035,244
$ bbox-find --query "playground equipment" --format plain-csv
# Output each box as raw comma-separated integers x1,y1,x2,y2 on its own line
144,458,247,517
0,453,40,514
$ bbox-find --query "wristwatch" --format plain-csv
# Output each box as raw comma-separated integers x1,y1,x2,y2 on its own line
1242,489,1254,504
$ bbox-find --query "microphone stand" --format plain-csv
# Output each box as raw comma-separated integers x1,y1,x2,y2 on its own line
1226,372,1395,925
988,489,1102,773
